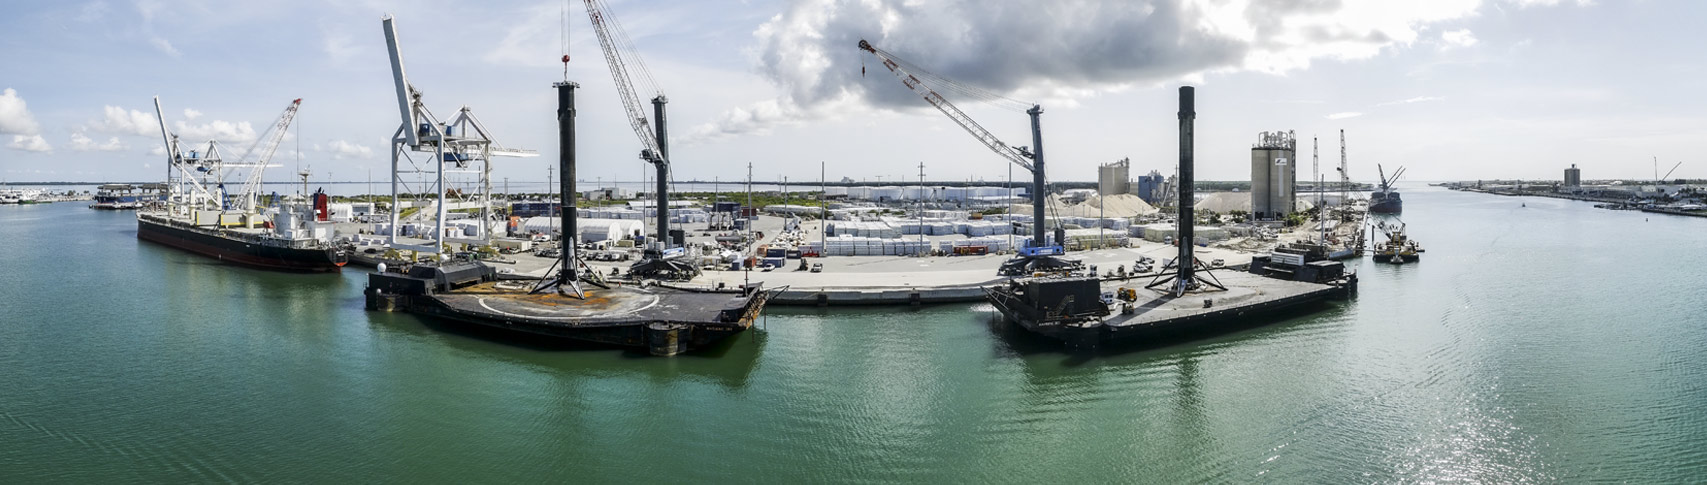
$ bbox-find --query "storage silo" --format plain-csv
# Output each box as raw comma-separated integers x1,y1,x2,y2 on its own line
1249,130,1297,219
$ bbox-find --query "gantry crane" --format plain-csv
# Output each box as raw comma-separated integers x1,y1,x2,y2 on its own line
153,96,292,220
382,16,537,255
581,0,697,280
153,96,227,214
857,39,1077,276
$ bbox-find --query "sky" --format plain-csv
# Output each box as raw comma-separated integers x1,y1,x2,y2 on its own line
2,0,1704,188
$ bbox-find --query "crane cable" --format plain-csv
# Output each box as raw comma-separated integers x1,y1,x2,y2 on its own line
560,0,571,80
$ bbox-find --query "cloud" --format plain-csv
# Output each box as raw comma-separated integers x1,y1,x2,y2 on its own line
183,108,202,120
135,0,163,22
1377,96,1446,106
8,134,52,153
690,0,1489,143
150,37,181,57
76,1,109,22
175,119,257,144
481,3,560,66
1506,0,1594,6
1326,112,1365,120
149,146,167,156
322,139,374,160
0,88,42,135
68,132,128,151
1441,29,1479,48
91,105,159,136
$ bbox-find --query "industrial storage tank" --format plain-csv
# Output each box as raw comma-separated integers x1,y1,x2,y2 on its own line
1250,130,1297,220
870,186,903,201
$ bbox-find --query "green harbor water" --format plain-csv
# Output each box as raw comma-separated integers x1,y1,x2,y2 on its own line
2,186,1704,482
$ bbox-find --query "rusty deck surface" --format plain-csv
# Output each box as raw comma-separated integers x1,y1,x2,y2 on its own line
430,281,754,328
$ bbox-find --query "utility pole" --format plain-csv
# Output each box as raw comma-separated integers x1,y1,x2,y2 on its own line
820,161,826,256
917,162,925,253
745,161,752,288
547,165,554,233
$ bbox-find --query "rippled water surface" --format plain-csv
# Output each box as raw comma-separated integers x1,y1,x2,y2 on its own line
2,186,1704,482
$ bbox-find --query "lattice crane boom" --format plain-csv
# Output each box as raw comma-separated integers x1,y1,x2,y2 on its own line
583,0,661,159
234,98,301,206
858,40,1034,172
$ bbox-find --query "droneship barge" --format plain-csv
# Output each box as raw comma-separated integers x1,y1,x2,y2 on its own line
365,261,772,356
987,86,1356,348
360,59,775,355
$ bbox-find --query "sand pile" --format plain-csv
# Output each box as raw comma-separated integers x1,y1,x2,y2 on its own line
1009,193,1160,219
1191,192,1318,213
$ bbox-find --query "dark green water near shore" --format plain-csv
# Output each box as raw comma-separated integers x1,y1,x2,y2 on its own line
2,186,1704,482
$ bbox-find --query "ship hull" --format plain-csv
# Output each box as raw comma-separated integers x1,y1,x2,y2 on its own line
137,216,345,272
1369,192,1402,214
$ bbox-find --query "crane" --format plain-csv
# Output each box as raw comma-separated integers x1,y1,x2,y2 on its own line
1655,156,1682,183
581,0,697,280
382,16,536,254
857,39,1074,276
230,98,300,212
153,96,222,213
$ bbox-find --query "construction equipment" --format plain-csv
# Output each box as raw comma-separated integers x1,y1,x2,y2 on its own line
856,39,1077,277
382,16,537,255
580,0,698,280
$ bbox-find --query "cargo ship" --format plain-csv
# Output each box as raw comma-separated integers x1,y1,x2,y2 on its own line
136,191,347,272
140,96,343,271
1370,164,1405,214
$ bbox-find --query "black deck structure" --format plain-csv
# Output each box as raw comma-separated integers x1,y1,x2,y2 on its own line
984,86,1356,348
364,81,771,356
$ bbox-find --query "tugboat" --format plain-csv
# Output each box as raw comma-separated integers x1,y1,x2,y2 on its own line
1370,220,1422,264
1369,164,1405,214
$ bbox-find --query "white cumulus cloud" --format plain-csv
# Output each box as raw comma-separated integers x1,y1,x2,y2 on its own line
322,140,374,160
1441,29,1479,48
8,134,52,153
175,119,257,144
91,105,159,136
1378,96,1446,106
1326,112,1365,120
68,132,128,151
183,108,202,120
0,88,42,135
150,37,181,57
1507,0,1594,6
